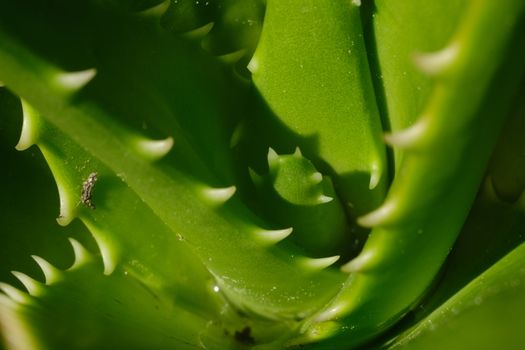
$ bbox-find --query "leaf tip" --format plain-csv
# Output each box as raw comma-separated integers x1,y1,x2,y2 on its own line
31,256,62,285
255,227,293,245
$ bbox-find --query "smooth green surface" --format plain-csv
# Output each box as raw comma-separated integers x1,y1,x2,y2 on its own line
391,242,525,350
251,0,388,216
0,0,524,349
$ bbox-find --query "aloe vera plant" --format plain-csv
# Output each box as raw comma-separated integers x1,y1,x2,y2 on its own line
1,0,525,349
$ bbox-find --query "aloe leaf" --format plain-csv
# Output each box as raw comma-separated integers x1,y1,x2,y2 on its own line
16,101,219,316
0,88,95,290
389,241,525,350
0,1,345,320
250,0,388,217
292,1,525,348
251,148,350,258
0,241,229,350
367,0,467,167
1,0,524,349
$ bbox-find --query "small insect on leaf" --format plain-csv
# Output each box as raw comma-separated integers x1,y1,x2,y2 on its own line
81,172,98,209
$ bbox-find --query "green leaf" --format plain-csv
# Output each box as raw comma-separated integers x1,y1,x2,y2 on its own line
389,242,525,350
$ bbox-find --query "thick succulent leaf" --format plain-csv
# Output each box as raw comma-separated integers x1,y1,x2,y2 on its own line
0,0,346,321
250,0,388,217
292,1,525,348
0,243,231,350
367,0,467,167
20,106,217,316
0,88,95,293
1,0,525,349
388,241,525,350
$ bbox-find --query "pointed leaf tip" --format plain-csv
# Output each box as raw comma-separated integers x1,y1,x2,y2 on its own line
357,200,398,228
53,174,77,227
413,44,459,76
300,256,340,270
137,0,171,18
255,227,293,245
248,167,264,186
267,147,279,168
314,302,350,324
247,57,259,74
230,122,245,148
341,250,375,273
0,282,31,304
134,136,174,161
318,195,333,204
383,119,429,150
15,101,41,151
202,186,237,205
183,22,214,40
54,68,96,92
10,272,42,296
369,162,381,190
31,256,62,284
217,49,247,64
68,238,92,269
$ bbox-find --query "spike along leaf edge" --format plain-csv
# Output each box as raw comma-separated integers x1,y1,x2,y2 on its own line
0,1,520,348
295,1,525,348
0,238,98,302
0,27,346,318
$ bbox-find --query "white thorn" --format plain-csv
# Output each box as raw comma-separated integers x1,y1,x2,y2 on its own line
247,56,259,74
31,256,62,285
68,238,92,269
318,195,333,204
341,250,375,273
134,136,174,161
82,222,119,275
15,101,40,151
202,186,236,205
230,122,244,148
183,22,214,40
300,256,340,270
352,0,361,6
54,69,96,92
413,44,459,76
311,172,323,184
369,162,381,190
255,227,293,245
217,49,246,64
383,119,428,150
314,304,348,323
0,282,30,304
267,147,279,169
11,272,43,296
357,200,398,228
293,147,302,158
51,170,76,227
100,243,117,276
0,293,16,307
38,145,77,225
137,0,170,17
248,167,264,186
